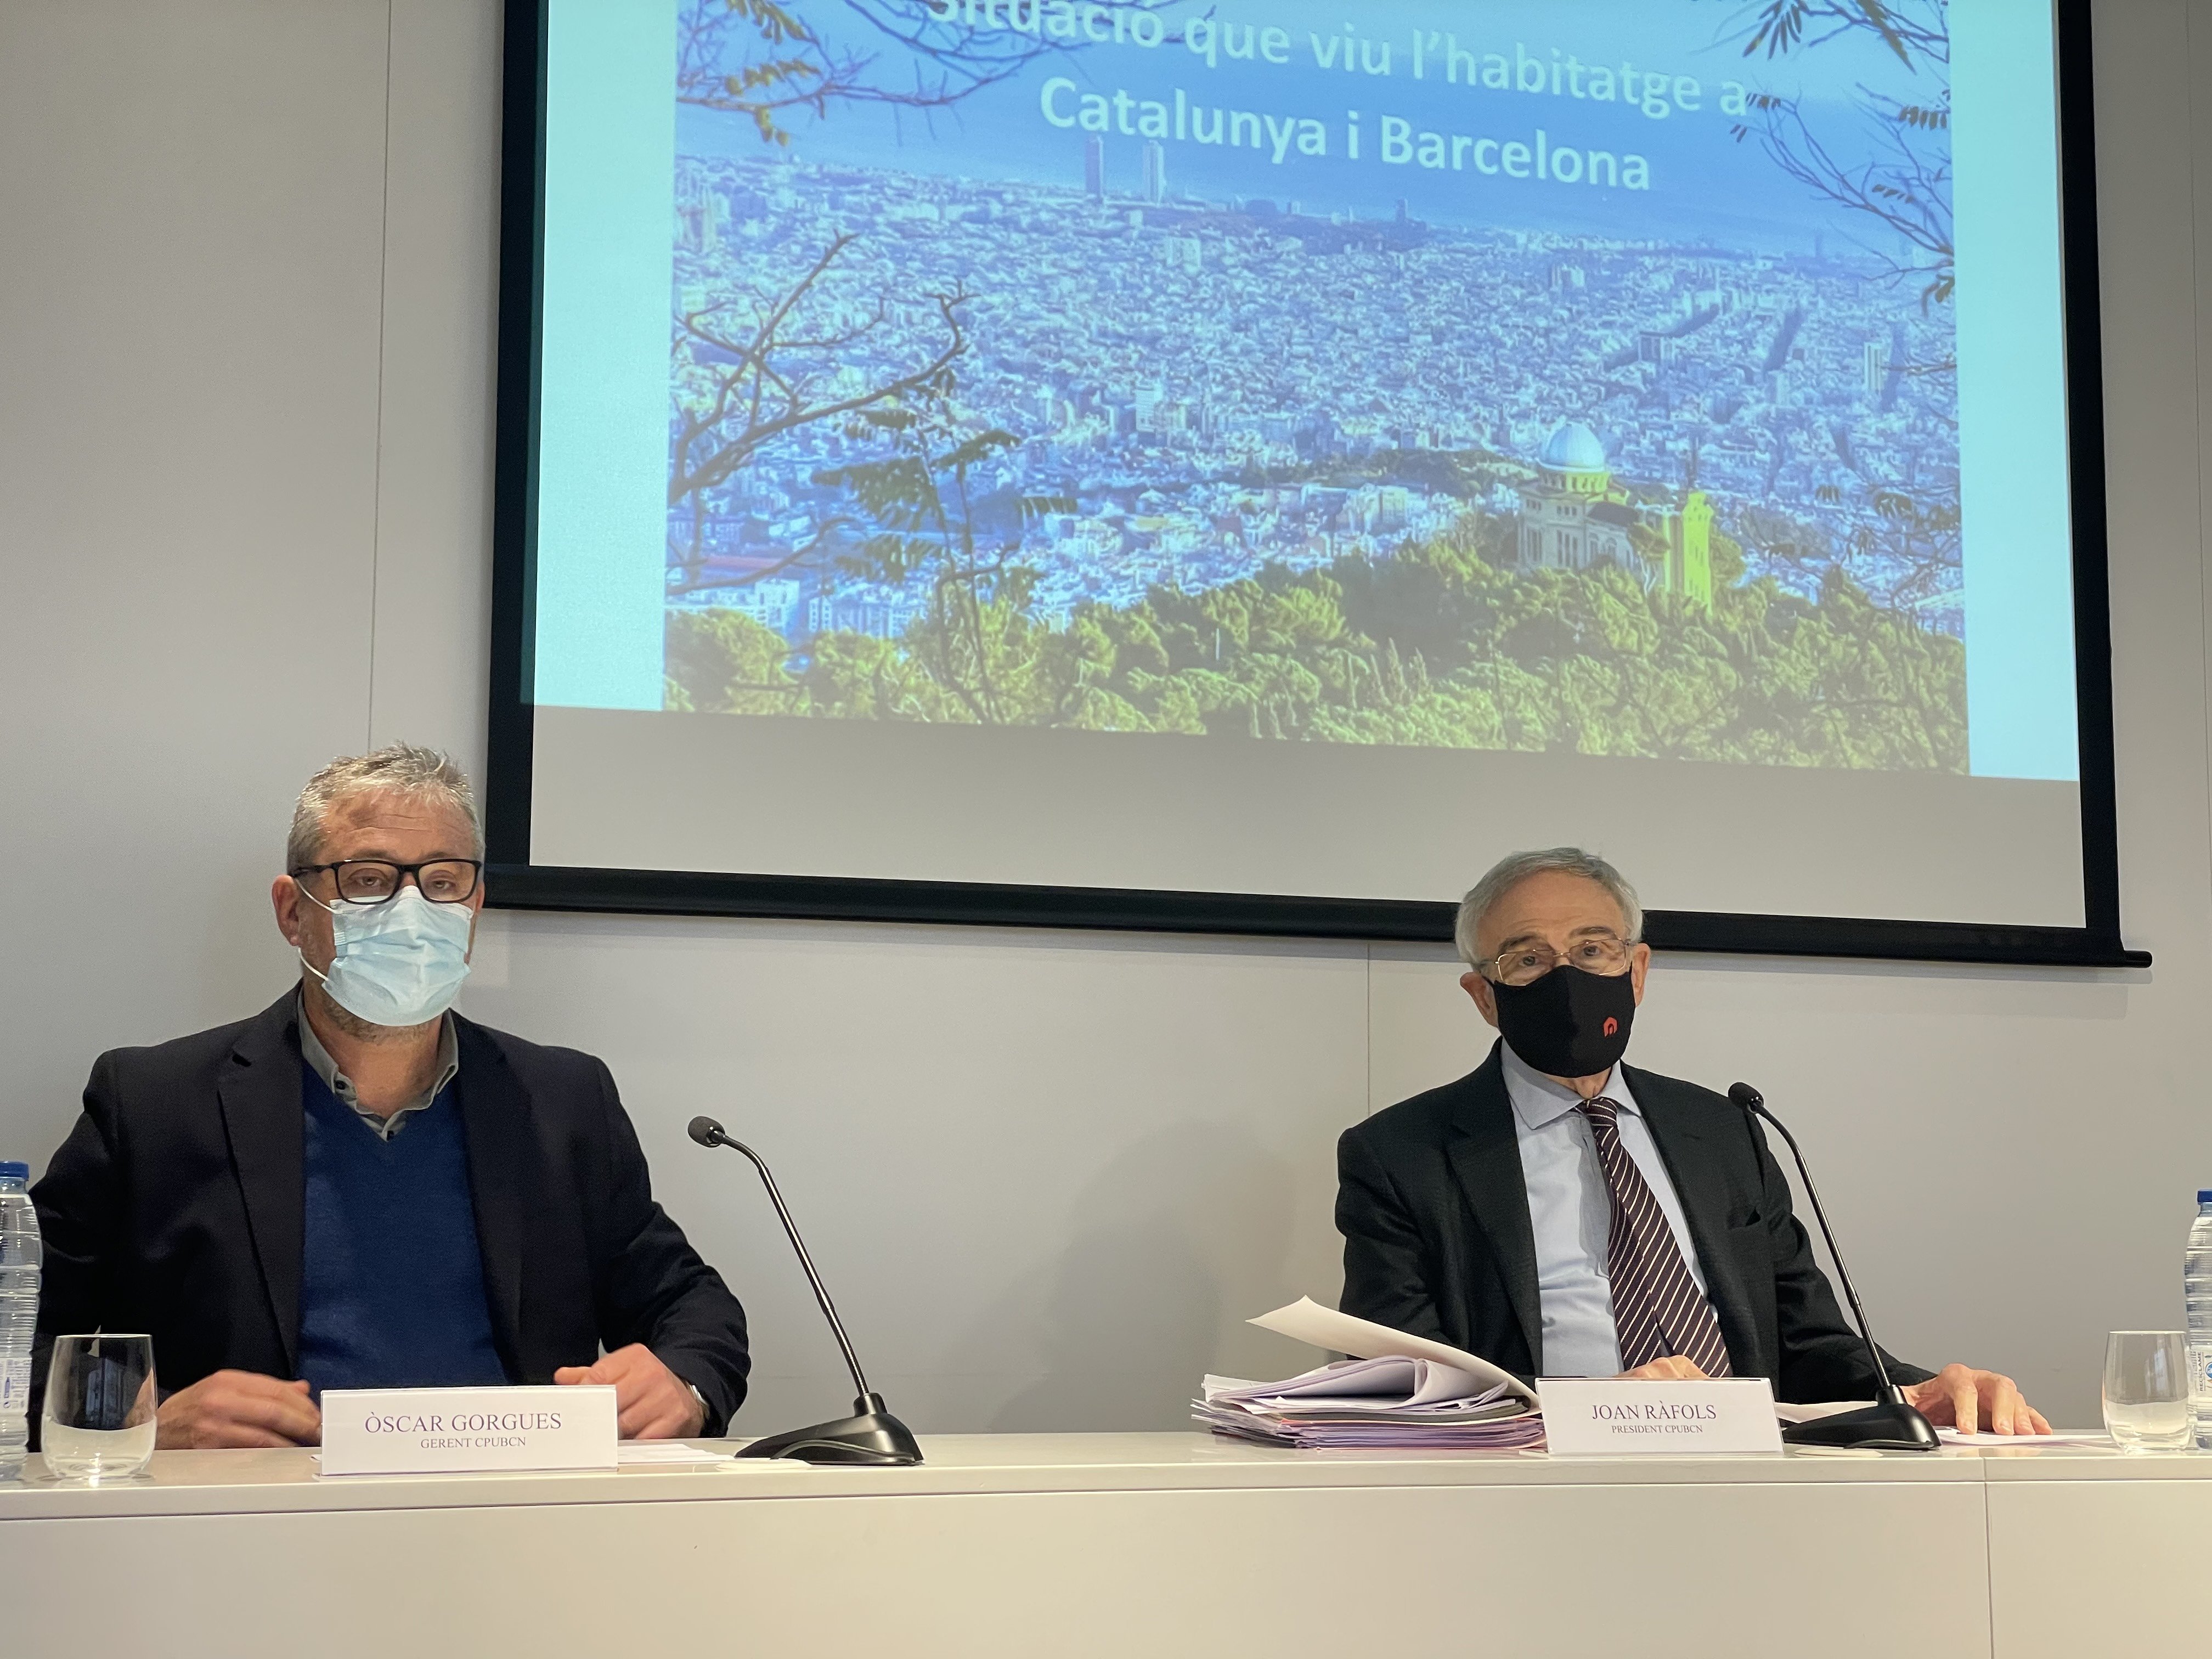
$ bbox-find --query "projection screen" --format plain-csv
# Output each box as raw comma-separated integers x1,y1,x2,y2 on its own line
487,0,2141,965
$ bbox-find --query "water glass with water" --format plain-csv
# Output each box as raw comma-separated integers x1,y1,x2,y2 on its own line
2103,1331,2194,1451
41,1334,157,1481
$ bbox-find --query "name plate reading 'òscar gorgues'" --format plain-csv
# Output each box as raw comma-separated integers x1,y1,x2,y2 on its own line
319,1386,618,1476
1537,1378,1785,1456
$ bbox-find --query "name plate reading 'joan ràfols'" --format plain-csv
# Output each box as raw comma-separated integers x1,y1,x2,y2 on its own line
319,1385,618,1475
1537,1377,1785,1455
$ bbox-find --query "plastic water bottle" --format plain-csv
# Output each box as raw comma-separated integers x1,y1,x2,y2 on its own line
2188,1192,2212,1451
0,1162,39,1477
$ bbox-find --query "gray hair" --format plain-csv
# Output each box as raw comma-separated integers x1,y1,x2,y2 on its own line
286,744,482,871
1453,847,1643,966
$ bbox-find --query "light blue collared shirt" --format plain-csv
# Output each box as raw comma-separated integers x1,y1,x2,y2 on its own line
1501,1042,1709,1378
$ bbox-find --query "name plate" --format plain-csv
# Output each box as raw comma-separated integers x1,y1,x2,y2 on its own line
320,1386,617,1476
1538,1377,1784,1455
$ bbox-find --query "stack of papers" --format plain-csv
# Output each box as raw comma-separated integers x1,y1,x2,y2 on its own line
1195,1357,1544,1449
1193,1299,1544,1451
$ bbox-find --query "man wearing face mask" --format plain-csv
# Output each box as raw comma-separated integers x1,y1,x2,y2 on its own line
31,744,750,1447
1335,847,2049,1432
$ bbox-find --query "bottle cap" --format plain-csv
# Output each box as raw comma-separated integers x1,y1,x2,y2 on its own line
2200,1190,2212,1204
0,1162,26,1182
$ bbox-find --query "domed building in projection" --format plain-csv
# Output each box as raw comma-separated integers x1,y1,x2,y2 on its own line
1515,421,1713,609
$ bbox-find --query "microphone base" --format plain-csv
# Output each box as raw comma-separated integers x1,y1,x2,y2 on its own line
1782,1387,1942,1453
732,1393,923,1466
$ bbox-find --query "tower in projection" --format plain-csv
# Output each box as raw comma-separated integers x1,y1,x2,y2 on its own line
1084,135,1105,201
1515,421,1712,609
1142,139,1165,205
682,185,726,255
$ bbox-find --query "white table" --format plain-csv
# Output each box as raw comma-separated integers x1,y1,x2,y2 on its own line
0,1434,2201,1656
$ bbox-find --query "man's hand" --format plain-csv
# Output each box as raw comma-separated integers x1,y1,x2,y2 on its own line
156,1371,321,1449
554,1344,706,1440
1903,1364,2051,1436
1617,1356,1711,1381
1619,1353,1716,1380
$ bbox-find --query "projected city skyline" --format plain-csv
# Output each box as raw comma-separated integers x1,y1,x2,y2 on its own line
660,0,1970,772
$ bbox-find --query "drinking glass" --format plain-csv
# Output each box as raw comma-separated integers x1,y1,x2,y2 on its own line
2103,1331,2193,1451
41,1334,157,1481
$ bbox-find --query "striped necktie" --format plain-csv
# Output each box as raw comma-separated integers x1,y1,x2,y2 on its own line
1576,1097,1733,1377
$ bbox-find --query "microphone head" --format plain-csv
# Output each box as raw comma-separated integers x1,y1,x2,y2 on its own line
687,1116,726,1148
1727,1082,1764,1110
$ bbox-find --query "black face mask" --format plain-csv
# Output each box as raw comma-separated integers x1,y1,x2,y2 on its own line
1490,963,1636,1079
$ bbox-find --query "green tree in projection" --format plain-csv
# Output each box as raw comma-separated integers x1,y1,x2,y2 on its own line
665,492,1967,772
664,608,800,713
801,630,969,721
813,387,1051,727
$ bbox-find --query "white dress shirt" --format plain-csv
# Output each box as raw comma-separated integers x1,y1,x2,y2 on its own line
1500,1042,1709,1378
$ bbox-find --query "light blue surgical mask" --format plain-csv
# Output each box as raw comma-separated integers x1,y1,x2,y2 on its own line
298,885,474,1029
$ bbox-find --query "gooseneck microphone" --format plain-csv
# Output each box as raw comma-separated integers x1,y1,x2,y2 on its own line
688,1116,922,1466
1726,1084,1940,1453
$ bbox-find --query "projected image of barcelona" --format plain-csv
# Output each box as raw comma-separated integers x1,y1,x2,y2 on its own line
662,0,1964,770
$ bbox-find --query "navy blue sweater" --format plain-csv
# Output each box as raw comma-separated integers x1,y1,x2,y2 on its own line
297,1062,509,1395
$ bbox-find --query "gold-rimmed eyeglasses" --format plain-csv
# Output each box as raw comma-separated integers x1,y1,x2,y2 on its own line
1479,934,1634,988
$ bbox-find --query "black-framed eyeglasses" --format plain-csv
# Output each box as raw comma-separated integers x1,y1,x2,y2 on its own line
289,859,483,906
1480,934,1634,988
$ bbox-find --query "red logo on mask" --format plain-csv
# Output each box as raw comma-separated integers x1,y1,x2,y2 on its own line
1602,1017,1620,1037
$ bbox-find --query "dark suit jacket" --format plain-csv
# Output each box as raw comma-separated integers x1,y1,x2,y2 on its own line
1337,1044,1931,1402
32,993,751,1432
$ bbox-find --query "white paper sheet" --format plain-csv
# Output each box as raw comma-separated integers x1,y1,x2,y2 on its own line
1246,1298,1539,1404
1775,1403,2112,1444
1774,1400,1872,1424
1205,1356,1511,1411
616,1441,732,1464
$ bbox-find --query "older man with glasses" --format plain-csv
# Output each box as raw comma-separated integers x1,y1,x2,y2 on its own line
31,745,750,1448
1336,847,2050,1434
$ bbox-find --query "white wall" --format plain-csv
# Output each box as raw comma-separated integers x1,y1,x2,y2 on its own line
4,0,2208,1432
